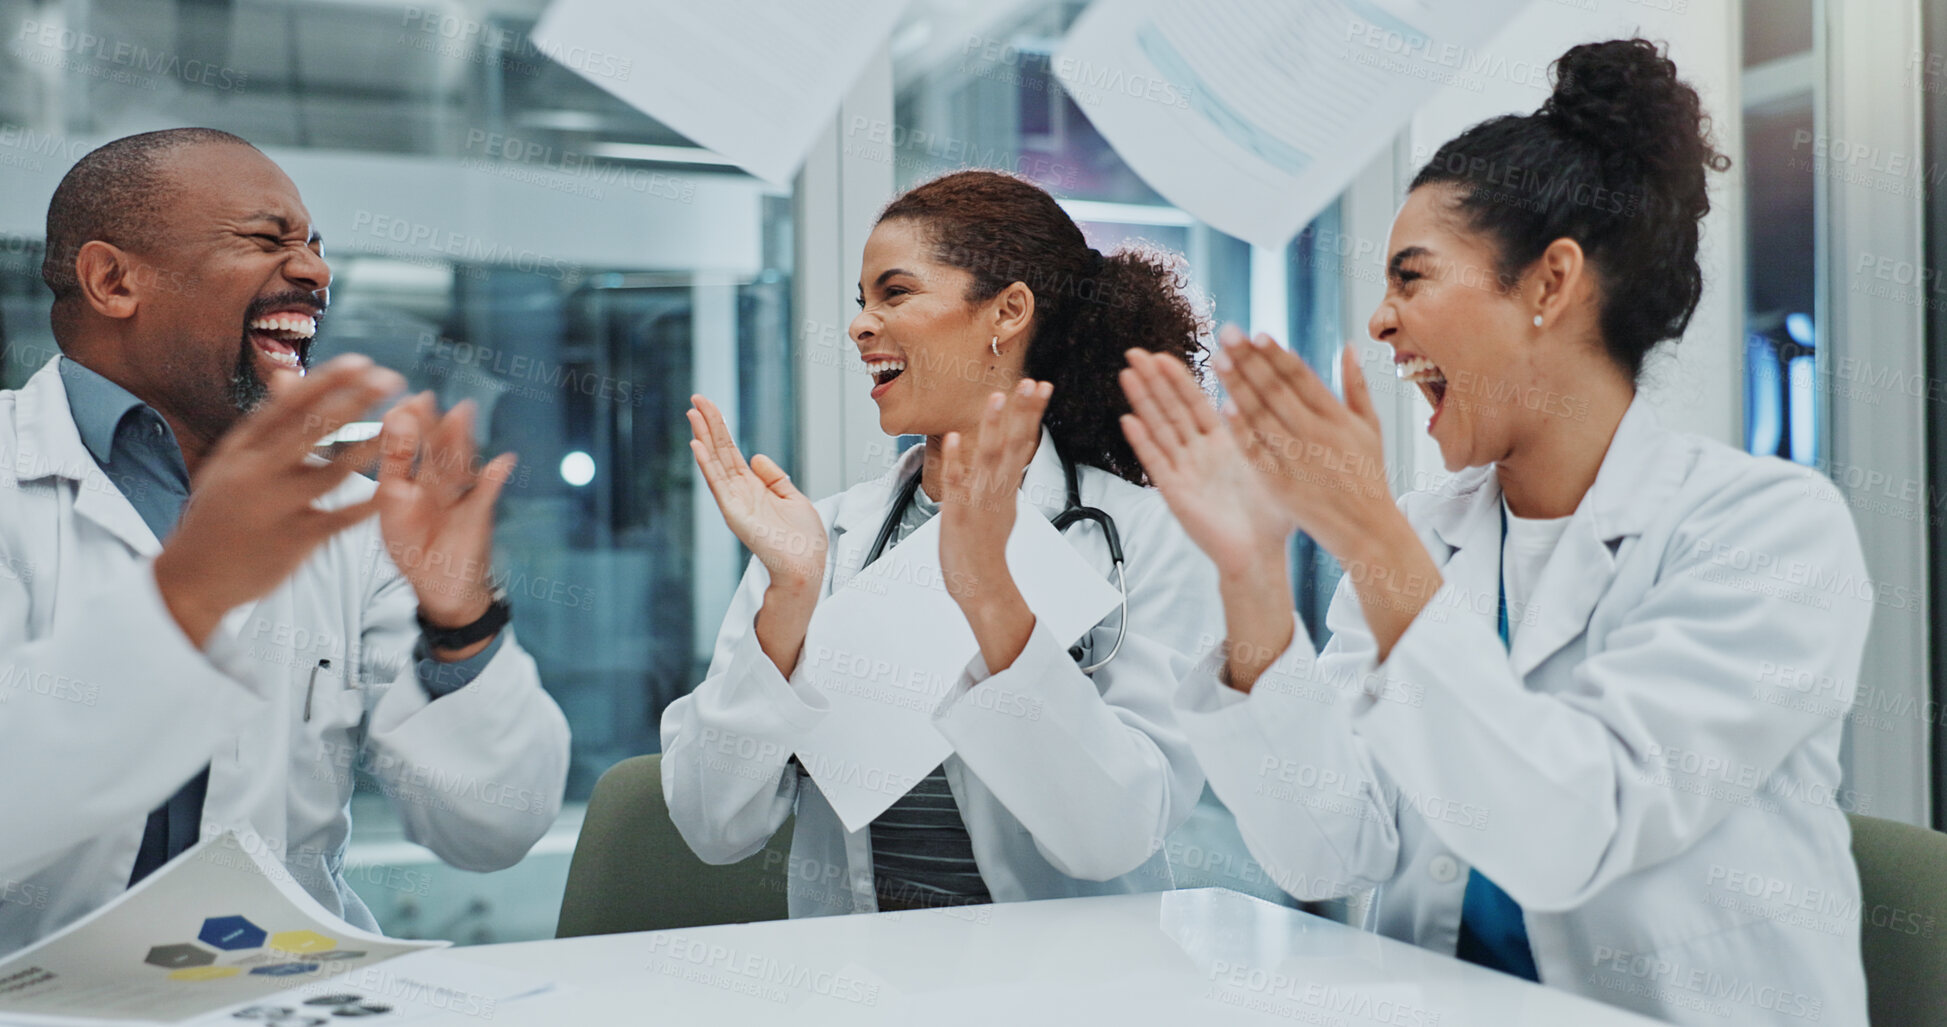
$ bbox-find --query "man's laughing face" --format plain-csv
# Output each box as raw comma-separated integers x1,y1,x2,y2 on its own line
114,143,333,444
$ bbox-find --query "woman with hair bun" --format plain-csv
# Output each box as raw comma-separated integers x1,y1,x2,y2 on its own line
1122,39,1870,1023
663,170,1222,914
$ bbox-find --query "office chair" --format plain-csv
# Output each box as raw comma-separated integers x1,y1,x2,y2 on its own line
1847,812,1947,1024
557,754,794,937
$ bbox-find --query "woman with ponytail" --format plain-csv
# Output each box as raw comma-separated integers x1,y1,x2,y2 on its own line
662,170,1221,914
1122,40,1870,1023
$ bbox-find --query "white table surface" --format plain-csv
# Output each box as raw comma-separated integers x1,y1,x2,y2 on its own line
415,888,1669,1026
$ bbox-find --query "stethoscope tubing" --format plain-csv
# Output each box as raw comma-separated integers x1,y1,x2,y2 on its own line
862,446,1129,675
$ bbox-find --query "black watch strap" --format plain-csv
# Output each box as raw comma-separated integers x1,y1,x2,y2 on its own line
417,587,511,651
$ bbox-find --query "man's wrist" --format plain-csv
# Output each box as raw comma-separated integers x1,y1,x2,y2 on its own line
418,586,510,655
427,633,496,663
415,579,495,629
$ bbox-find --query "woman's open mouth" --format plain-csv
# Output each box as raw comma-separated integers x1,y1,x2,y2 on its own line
1396,355,1447,432
866,358,906,400
247,312,316,371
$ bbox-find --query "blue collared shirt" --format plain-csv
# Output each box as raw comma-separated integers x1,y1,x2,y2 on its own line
57,358,499,882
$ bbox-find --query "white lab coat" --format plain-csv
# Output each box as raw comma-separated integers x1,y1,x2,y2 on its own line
1177,399,1874,1026
661,431,1219,915
0,356,572,955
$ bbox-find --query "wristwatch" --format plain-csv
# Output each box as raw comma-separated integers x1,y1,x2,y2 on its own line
417,586,511,651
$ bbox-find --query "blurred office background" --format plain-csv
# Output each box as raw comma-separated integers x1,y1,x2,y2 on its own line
0,0,1936,943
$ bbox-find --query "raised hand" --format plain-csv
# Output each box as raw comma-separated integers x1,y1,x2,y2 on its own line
1118,344,1299,690
1213,328,1439,663
1117,345,1299,577
688,394,827,677
1212,327,1392,559
938,378,1050,672
687,394,828,592
375,392,518,653
154,355,404,646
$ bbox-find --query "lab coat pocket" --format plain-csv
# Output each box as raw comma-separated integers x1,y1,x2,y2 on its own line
292,661,366,801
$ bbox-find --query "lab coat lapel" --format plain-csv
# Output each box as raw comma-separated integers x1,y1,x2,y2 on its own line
1424,471,1503,641
18,356,266,637
826,444,920,591
14,357,161,557
1507,517,1614,677
1506,398,1680,678
1018,428,1069,522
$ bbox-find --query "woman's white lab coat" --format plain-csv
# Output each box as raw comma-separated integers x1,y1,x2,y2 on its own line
0,357,572,955
661,431,1219,915
1177,399,1875,1026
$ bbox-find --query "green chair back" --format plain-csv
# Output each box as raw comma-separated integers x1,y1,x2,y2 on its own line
557,754,794,937
1847,812,1947,1025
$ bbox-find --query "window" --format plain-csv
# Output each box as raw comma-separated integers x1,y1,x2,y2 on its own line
888,0,1348,626
0,0,792,943
1741,0,1817,464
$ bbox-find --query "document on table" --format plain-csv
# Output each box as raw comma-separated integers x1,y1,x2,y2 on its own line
793,495,1122,831
1055,0,1531,248
0,832,441,1025
179,950,558,1026
531,0,912,185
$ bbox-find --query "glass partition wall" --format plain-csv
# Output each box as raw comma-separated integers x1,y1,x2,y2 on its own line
0,0,792,941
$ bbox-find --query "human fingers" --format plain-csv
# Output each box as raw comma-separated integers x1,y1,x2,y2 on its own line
750,453,807,504
693,394,751,478
1252,332,1341,414
1119,354,1187,455
1002,379,1052,469
1121,348,1191,450
375,399,425,499
1119,412,1178,485
417,400,480,505
458,452,517,516
302,494,383,541
244,356,402,456
1340,344,1382,436
1217,337,1312,444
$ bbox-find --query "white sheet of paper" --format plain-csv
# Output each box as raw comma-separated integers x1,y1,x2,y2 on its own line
1055,0,1532,248
530,0,912,186
794,495,1122,832
180,950,558,1026
0,832,442,1026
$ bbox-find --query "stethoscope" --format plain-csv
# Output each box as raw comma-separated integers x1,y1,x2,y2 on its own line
862,443,1128,674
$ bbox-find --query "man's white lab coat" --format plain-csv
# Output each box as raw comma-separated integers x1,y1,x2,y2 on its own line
0,356,571,954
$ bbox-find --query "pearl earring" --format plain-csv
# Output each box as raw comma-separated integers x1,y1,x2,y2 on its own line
991,336,1000,357
1533,314,1544,328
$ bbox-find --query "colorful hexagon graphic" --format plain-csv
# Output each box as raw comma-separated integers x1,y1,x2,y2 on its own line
144,943,213,969
198,915,266,951
168,965,241,982
248,962,321,976
269,930,336,954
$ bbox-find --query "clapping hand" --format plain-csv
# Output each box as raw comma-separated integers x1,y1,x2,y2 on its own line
937,378,1051,672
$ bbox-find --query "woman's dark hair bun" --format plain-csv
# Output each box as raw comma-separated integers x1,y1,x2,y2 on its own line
1410,38,1730,382
1543,38,1732,185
